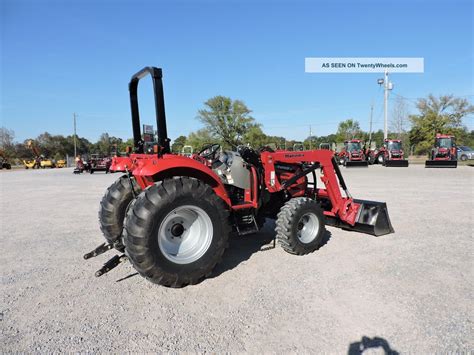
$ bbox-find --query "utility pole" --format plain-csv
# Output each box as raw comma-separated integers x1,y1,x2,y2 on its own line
369,103,374,143
309,125,312,150
73,113,77,158
380,70,393,140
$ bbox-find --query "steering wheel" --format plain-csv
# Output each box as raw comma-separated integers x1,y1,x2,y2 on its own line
198,143,221,160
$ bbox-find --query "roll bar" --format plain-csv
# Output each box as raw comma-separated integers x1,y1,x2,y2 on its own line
129,67,170,154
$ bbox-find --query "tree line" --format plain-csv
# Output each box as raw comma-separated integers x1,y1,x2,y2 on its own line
1,93,473,162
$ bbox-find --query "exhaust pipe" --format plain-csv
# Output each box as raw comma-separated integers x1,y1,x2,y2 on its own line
425,160,457,168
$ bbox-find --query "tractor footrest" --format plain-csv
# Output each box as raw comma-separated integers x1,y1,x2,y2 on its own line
425,160,457,168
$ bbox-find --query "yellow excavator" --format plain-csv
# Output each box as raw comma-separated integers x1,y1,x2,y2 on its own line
23,140,56,169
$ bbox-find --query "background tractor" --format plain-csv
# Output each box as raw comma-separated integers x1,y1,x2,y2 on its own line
0,149,12,169
181,145,194,157
88,154,112,174
85,67,394,288
425,134,457,168
336,139,369,167
373,139,409,167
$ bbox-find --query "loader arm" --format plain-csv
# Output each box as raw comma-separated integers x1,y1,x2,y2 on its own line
260,149,394,236
260,150,359,225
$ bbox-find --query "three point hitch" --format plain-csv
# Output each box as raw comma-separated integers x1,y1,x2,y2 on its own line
83,242,127,277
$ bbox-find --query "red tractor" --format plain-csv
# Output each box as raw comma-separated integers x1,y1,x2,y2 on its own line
373,139,409,167
425,134,457,168
88,154,112,174
84,67,394,287
336,139,369,167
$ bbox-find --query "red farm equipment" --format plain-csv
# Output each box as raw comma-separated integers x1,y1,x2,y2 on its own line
373,139,409,167
84,67,394,287
88,154,112,174
425,134,457,168
336,139,369,167
0,149,12,170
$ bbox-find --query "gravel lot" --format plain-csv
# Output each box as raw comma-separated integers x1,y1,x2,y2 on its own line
1,165,472,353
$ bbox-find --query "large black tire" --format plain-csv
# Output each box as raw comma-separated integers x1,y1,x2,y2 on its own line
99,175,141,247
123,177,231,287
275,197,326,255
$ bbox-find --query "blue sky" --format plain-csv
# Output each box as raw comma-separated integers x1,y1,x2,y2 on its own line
1,0,473,143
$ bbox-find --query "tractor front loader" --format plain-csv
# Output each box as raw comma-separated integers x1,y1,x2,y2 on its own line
425,134,457,168
85,67,394,288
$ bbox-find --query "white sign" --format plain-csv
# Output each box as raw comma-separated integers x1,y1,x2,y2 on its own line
143,124,154,134
305,57,424,73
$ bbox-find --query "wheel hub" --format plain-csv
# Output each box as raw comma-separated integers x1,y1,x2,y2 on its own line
158,205,213,264
297,212,320,244
171,223,185,237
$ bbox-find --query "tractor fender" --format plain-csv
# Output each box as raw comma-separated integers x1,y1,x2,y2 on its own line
133,155,232,207
110,156,134,172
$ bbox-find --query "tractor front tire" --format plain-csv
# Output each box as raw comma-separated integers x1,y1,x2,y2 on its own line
124,177,231,287
377,154,385,165
276,197,326,255
99,175,141,248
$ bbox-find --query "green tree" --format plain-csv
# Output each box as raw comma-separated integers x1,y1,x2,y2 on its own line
243,125,267,148
171,135,187,153
336,119,361,141
0,127,15,157
197,96,255,148
94,133,113,155
186,128,217,151
409,94,474,154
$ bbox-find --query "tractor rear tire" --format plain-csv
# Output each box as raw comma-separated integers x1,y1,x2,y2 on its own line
123,177,231,287
99,175,141,248
275,197,326,255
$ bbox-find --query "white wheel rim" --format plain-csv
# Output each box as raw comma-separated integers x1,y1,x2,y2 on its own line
378,155,384,163
297,212,320,244
157,205,213,264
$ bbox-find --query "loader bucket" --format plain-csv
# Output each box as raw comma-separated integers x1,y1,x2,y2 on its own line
425,160,457,168
345,161,368,168
351,199,394,236
325,199,394,236
385,160,409,167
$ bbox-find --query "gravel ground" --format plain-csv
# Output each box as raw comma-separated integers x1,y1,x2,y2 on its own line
1,165,472,353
